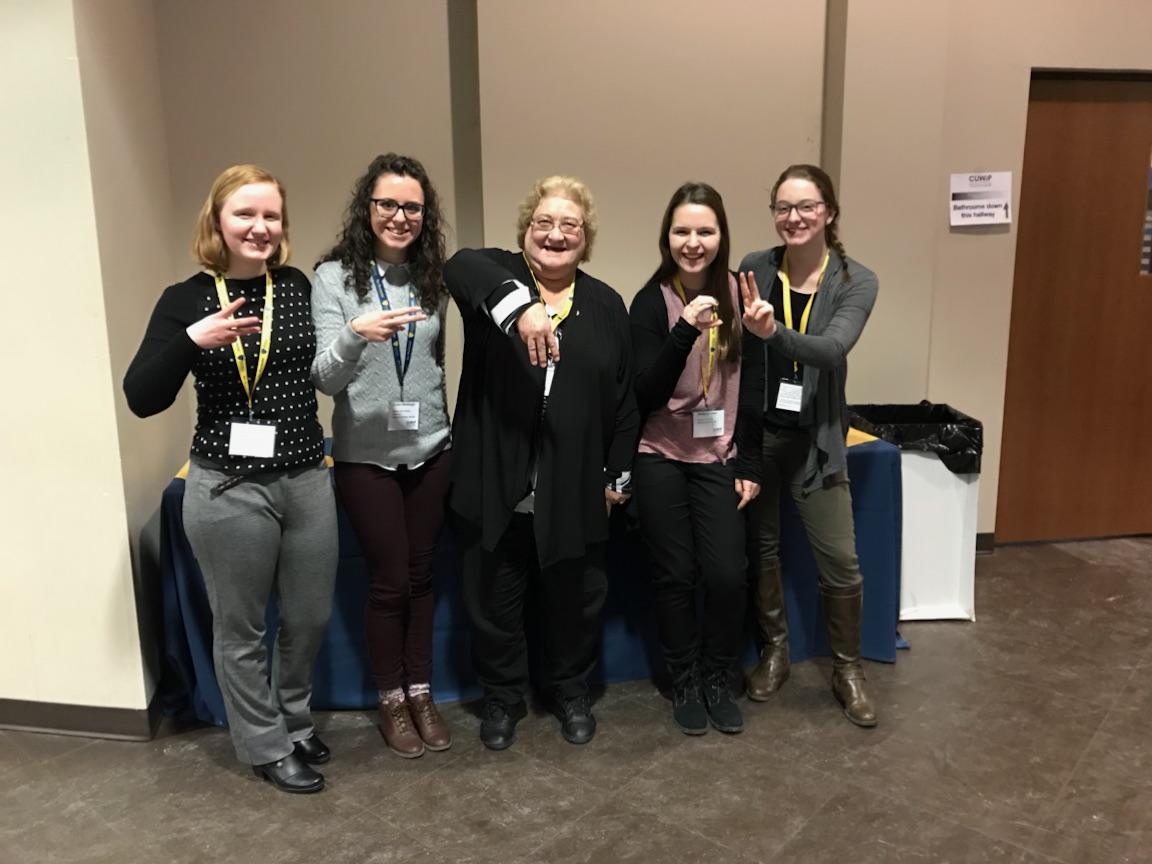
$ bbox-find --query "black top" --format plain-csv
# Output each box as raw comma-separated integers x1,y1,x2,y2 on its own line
123,267,325,475
629,275,762,481
763,275,816,430
445,248,639,567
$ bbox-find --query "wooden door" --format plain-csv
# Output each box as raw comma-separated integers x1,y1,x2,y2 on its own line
997,76,1152,543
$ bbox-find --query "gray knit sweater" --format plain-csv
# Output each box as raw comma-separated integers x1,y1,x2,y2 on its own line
738,246,878,492
310,260,451,468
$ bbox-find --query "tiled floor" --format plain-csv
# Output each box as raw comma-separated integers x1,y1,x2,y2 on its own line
3,538,1151,863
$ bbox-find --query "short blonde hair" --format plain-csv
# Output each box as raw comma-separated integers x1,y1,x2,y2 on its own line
192,164,291,273
515,174,598,262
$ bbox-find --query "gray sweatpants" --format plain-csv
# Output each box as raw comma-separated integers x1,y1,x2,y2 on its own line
183,458,338,765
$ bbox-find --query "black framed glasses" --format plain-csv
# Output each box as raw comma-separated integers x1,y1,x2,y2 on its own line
371,198,425,219
772,200,825,218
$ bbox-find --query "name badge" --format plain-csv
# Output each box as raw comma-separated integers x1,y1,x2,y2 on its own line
692,408,725,438
228,420,277,458
388,401,420,431
775,380,803,412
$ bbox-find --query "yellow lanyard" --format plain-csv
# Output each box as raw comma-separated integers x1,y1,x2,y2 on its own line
779,252,829,377
672,275,718,402
523,252,575,327
214,271,274,415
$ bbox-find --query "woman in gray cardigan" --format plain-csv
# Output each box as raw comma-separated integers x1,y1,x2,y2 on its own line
738,164,880,727
311,154,453,758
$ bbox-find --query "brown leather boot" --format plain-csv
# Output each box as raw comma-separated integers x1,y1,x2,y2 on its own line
408,691,452,751
378,698,425,758
746,561,791,701
822,585,878,727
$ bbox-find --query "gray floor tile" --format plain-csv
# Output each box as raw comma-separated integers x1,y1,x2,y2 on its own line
5,538,1150,863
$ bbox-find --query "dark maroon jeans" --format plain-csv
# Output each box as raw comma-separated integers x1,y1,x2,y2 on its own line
333,449,452,691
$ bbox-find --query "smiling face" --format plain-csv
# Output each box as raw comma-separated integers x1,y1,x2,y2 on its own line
522,195,587,282
218,182,283,276
772,178,834,251
668,203,721,282
370,173,425,263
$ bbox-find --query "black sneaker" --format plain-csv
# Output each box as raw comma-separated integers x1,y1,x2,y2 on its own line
479,698,527,751
671,667,708,736
703,669,744,734
553,694,596,745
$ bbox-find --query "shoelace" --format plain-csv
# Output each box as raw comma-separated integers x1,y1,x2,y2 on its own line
483,701,508,721
387,700,412,733
562,697,590,719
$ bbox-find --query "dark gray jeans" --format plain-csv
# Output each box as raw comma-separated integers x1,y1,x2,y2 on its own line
183,459,338,765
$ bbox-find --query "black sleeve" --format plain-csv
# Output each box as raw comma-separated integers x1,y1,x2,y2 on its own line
444,247,538,329
734,305,765,483
629,281,701,416
123,283,202,417
605,291,641,487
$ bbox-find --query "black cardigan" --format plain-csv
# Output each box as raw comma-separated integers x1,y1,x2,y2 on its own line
629,276,763,483
445,248,639,566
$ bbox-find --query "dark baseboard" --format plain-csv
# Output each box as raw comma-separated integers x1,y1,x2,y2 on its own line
976,532,996,554
0,694,161,741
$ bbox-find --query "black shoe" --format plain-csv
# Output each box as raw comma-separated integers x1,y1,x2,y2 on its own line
703,669,744,734
479,699,527,751
252,753,325,794
671,667,708,736
554,694,596,745
293,733,331,765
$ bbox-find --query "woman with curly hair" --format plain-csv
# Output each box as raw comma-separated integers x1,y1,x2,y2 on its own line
311,153,453,758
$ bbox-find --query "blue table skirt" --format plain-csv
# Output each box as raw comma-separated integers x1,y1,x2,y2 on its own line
158,440,902,727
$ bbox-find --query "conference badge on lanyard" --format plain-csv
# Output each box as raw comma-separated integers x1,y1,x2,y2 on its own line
774,253,828,414
672,276,724,438
215,272,278,458
373,264,421,432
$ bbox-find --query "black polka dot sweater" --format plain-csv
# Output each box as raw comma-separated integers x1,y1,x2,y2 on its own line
124,267,325,475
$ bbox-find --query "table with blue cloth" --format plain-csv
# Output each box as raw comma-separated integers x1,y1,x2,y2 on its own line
158,439,902,727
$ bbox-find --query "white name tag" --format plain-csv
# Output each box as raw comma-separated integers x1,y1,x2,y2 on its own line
692,408,725,438
775,380,803,412
388,401,421,431
228,420,277,458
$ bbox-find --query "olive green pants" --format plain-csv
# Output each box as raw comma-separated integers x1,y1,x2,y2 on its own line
746,426,862,591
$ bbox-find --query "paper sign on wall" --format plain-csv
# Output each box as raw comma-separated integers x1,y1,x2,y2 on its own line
950,172,1012,226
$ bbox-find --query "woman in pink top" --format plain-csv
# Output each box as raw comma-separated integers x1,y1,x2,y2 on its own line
629,182,763,735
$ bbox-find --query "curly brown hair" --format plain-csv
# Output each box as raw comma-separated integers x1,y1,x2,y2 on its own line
316,153,447,310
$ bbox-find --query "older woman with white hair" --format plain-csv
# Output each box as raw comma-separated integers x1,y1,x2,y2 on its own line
445,175,639,751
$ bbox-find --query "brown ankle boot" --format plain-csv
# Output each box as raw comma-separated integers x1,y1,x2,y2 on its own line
822,585,877,727
747,561,791,701
378,698,425,758
408,691,452,751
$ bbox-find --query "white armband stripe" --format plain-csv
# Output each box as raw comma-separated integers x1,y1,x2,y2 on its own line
486,281,535,331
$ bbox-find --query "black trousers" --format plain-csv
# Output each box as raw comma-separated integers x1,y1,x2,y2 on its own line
633,454,747,675
458,513,608,706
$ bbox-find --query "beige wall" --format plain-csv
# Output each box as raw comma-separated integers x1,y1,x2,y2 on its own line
0,0,148,709
839,0,1152,532
73,0,187,702
476,0,827,305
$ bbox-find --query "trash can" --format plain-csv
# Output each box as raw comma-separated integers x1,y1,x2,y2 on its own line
848,401,983,621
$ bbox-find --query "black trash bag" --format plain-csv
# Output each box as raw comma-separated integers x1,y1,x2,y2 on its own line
848,400,982,475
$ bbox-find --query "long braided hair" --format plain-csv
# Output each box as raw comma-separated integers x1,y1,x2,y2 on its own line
770,164,850,282
316,153,447,310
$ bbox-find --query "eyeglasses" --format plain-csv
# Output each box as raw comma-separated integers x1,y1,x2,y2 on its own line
772,200,825,218
371,198,425,219
531,216,584,236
